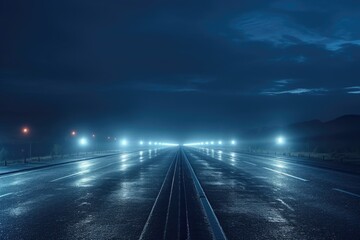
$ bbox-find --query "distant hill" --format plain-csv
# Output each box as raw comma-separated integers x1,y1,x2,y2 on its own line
288,115,360,137
325,115,360,133
243,115,360,152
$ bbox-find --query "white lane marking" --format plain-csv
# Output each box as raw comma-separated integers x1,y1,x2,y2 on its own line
254,176,268,179
263,167,309,182
332,188,360,198
277,198,295,212
0,158,109,179
50,171,89,182
50,161,121,182
0,153,136,179
243,161,257,166
0,193,14,199
139,152,177,240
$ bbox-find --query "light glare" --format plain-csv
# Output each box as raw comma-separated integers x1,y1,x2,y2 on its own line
121,139,128,146
79,138,88,146
276,136,285,145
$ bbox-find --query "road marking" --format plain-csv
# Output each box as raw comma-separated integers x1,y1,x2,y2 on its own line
0,158,108,179
263,167,309,182
276,198,295,212
0,193,14,199
254,176,268,179
0,153,139,179
163,155,178,239
332,188,360,198
50,161,121,182
243,161,257,166
50,171,89,182
139,152,178,240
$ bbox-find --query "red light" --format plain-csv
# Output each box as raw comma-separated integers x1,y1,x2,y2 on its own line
22,128,29,134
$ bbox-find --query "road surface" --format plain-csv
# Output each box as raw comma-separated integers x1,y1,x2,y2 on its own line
0,147,359,239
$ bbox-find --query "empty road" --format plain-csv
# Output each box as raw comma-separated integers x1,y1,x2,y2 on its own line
1,147,359,239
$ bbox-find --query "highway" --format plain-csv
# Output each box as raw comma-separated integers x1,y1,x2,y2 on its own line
1,147,360,239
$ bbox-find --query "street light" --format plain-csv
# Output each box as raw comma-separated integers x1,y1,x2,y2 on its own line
22,127,29,134
276,136,285,145
139,140,144,145
79,138,88,146
21,127,31,163
71,131,77,136
121,139,128,146
218,141,222,145
231,140,236,145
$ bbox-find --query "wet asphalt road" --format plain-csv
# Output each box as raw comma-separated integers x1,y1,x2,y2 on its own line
184,147,360,240
0,148,180,240
1,146,360,239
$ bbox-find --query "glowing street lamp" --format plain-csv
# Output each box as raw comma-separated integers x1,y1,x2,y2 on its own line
231,140,236,145
121,139,128,146
22,127,29,134
79,138,88,146
276,136,285,145
21,127,31,162
139,140,144,145
71,131,77,136
218,141,222,145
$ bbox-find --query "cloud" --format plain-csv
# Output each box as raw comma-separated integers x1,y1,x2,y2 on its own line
261,88,328,95
274,79,294,86
233,11,360,51
128,82,199,93
275,79,292,84
129,76,213,93
345,86,360,94
144,84,200,93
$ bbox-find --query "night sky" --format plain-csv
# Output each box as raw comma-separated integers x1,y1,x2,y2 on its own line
1,1,360,141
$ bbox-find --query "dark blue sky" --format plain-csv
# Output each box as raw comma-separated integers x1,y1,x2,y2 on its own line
1,0,360,140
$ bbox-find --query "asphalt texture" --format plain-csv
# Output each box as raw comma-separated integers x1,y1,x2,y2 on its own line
1,146,360,239
184,147,360,240
0,148,181,239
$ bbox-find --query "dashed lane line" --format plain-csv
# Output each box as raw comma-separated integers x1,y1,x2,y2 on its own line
243,161,257,166
332,188,360,198
263,167,309,182
0,193,14,199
